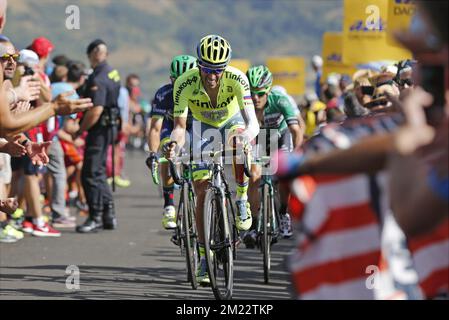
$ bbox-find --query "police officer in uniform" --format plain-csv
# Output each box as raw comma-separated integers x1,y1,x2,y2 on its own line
76,39,121,233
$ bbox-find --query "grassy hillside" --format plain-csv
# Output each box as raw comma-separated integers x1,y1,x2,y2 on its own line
5,0,343,97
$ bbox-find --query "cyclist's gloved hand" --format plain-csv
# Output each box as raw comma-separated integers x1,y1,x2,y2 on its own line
162,141,177,160
273,150,305,180
146,152,160,185
227,127,247,150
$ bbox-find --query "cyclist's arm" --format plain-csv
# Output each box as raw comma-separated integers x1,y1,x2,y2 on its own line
288,122,303,149
171,79,189,150
236,78,259,141
147,89,167,152
279,94,304,148
171,116,187,149
240,102,259,142
147,116,163,153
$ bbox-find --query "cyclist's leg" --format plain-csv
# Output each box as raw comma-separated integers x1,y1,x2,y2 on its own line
190,119,213,284
159,121,176,229
277,130,294,237
248,163,261,221
225,114,252,231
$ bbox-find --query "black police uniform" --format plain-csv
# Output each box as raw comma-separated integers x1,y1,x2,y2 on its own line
77,61,121,233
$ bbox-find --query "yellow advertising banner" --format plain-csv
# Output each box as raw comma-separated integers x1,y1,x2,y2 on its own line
342,0,412,65
321,32,358,81
386,0,416,46
266,57,305,96
229,59,251,73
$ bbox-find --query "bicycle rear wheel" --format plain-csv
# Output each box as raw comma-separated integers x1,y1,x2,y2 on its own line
203,187,233,300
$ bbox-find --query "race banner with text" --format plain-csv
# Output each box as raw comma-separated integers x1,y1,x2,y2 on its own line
386,0,416,46
321,32,358,81
266,57,305,96
342,0,412,65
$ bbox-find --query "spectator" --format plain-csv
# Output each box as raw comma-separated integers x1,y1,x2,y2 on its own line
2,37,60,237
0,0,7,34
126,73,146,150
47,61,88,228
311,55,323,99
396,59,416,92
76,39,121,233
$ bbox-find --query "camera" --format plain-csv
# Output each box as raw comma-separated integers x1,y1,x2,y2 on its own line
418,64,447,125
23,66,35,76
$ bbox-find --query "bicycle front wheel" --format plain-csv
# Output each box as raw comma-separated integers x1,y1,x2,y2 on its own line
203,187,233,300
262,183,272,284
184,185,198,289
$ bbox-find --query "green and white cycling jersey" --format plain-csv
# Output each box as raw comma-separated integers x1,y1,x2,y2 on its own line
261,88,300,134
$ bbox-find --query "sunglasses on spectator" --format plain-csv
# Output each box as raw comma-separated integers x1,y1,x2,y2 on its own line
199,64,225,75
1,53,20,62
399,78,413,86
360,86,374,96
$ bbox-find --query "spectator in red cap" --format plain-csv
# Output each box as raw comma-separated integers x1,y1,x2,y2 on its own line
0,0,7,33
29,37,54,59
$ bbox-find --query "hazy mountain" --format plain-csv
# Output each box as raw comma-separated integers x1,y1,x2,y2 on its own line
5,0,343,97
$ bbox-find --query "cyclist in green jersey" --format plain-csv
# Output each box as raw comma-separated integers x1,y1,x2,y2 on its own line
244,65,305,245
165,35,260,285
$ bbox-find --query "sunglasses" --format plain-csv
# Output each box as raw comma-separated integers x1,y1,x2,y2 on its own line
360,86,374,96
199,64,225,75
399,78,413,87
251,91,268,97
1,53,20,62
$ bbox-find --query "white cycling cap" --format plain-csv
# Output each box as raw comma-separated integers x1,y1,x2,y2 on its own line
18,49,39,68
312,55,323,68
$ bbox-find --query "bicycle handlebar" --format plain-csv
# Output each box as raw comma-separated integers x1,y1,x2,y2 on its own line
167,159,183,186
161,146,253,179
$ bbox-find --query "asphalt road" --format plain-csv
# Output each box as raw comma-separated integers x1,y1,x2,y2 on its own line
0,150,294,300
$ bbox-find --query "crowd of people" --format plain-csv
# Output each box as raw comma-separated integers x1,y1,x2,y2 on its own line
274,1,448,299
0,0,148,242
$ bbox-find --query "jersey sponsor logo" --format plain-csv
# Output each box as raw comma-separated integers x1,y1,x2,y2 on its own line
200,108,229,122
264,113,284,128
224,71,250,91
189,95,234,110
151,106,167,116
277,98,291,109
174,76,198,105
227,86,233,93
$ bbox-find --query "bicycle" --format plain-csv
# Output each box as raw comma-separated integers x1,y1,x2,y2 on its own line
149,156,199,290
200,144,251,300
254,156,281,284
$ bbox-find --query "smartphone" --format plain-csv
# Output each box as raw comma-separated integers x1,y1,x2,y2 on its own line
420,65,445,108
24,66,35,76
419,65,446,125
